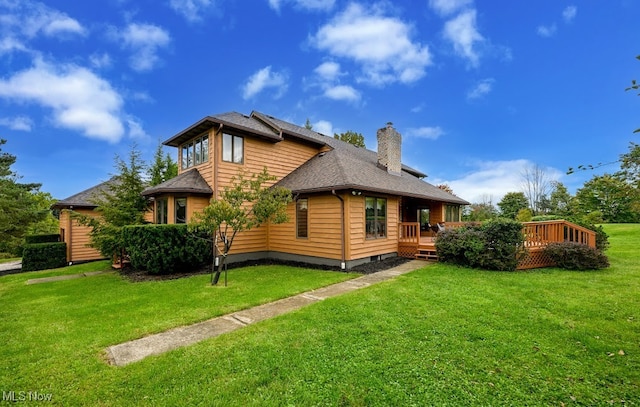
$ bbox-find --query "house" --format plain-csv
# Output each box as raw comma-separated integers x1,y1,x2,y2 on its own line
52,179,114,263
55,111,469,268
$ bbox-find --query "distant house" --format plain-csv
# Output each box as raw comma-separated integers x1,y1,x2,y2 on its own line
54,111,469,268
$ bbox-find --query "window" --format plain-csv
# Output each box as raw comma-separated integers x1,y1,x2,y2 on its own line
296,198,308,238
181,134,209,169
445,205,460,222
365,197,387,239
156,198,168,224
222,133,243,163
175,197,187,224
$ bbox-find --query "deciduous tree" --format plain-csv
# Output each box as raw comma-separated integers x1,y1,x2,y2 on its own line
190,167,291,285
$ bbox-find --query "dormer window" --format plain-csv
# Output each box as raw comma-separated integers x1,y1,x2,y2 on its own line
181,134,209,169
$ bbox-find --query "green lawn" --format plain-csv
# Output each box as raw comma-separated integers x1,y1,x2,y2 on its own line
2,225,639,405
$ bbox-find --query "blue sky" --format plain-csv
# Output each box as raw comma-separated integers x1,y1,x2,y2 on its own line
1,0,638,204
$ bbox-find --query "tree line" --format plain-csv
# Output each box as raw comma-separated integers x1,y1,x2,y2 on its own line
464,143,640,224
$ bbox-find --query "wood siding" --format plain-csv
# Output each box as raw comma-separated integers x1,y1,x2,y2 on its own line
59,209,104,263
346,195,399,260
268,194,343,260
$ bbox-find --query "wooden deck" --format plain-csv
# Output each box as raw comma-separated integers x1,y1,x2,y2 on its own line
398,220,597,270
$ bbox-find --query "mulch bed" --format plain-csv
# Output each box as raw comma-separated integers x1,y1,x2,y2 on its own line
119,256,411,283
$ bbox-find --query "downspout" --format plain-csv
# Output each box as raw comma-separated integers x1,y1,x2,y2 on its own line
331,190,346,270
212,125,222,272
214,125,222,199
67,207,73,264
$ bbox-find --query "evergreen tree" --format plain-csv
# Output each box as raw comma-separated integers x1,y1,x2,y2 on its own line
0,139,47,255
148,143,178,186
334,130,366,148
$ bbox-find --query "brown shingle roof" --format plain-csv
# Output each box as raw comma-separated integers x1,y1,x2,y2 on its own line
162,110,467,205
52,178,117,209
141,168,212,197
275,146,469,204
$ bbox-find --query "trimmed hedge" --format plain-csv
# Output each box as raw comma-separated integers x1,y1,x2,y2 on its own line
122,224,212,274
22,242,67,272
25,234,60,244
436,218,526,271
543,242,609,270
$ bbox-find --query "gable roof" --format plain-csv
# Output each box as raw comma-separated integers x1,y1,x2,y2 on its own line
52,178,117,209
141,168,212,197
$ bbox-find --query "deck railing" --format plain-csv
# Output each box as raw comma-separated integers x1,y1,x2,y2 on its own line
521,220,596,248
398,220,597,268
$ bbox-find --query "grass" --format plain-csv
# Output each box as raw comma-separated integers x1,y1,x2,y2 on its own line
2,225,639,405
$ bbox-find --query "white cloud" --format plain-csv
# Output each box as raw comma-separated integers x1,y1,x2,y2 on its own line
536,24,557,38
89,52,112,69
437,159,562,204
269,0,335,12
323,84,361,102
114,23,171,72
429,0,473,16
312,119,333,136
563,6,577,23
126,116,149,139
0,115,33,131
310,3,431,86
467,77,494,100
242,66,289,99
0,60,125,142
406,126,444,140
314,61,341,81
169,0,214,22
0,0,86,39
443,9,484,67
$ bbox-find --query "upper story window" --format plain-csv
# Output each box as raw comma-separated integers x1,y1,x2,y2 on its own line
222,133,243,164
365,197,387,239
181,134,209,170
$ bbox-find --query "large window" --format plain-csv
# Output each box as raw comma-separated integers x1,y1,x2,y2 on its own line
175,197,187,224
156,198,168,224
222,133,243,163
181,134,209,169
365,197,387,239
296,198,308,238
445,205,461,222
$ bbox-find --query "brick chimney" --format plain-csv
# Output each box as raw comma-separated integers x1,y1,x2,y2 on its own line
377,122,402,176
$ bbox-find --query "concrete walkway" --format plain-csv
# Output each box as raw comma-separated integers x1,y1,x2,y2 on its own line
0,260,21,273
106,260,426,366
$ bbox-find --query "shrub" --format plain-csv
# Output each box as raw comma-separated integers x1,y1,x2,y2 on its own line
516,208,533,222
543,242,609,270
25,234,60,244
531,215,562,222
435,219,526,271
22,242,67,271
122,224,212,274
435,225,484,267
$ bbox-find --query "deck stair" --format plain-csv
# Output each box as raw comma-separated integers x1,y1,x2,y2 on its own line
415,245,438,261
